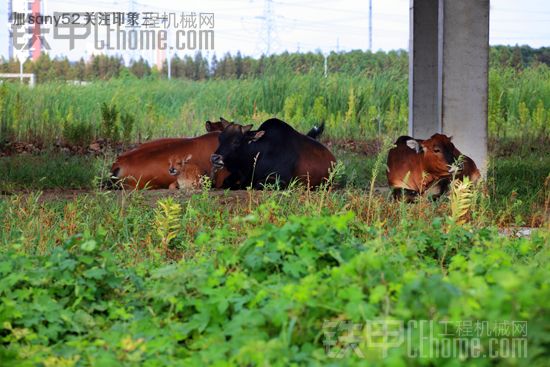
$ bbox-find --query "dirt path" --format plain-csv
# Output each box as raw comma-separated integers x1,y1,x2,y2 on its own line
0,187,391,204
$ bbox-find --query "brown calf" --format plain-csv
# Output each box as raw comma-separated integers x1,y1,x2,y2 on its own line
167,154,203,190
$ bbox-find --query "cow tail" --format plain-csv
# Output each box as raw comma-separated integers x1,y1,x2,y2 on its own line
306,122,325,140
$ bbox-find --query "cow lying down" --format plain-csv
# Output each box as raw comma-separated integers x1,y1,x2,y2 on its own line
106,117,328,190
106,119,230,190
167,154,203,190
210,118,336,189
387,133,480,201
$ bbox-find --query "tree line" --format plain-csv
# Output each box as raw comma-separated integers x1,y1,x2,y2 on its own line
0,45,548,83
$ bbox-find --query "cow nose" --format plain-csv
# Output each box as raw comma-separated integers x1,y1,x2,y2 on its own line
211,154,224,167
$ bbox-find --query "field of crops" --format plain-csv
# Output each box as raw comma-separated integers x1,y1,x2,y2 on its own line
0,49,549,366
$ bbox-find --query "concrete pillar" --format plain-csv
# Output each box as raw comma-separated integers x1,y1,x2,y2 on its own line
409,0,489,176
409,0,440,138
439,0,489,176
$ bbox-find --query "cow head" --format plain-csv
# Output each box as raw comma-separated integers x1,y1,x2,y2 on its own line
210,123,264,169
205,117,232,132
407,134,457,177
168,154,192,176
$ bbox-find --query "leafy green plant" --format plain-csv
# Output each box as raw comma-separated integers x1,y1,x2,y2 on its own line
449,177,475,224
62,107,94,146
120,111,135,143
0,84,9,141
0,193,549,365
0,231,127,348
100,102,119,142
153,197,182,251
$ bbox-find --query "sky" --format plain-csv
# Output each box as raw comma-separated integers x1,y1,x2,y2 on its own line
0,0,549,62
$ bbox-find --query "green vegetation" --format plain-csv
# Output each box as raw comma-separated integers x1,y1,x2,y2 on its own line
2,45,549,82
0,48,549,365
1,186,549,365
1,142,548,227
0,153,110,192
0,70,408,142
1,48,549,143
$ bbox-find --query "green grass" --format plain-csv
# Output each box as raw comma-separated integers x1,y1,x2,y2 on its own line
0,71,407,143
0,138,548,365
0,153,110,191
2,138,548,226
0,183,549,365
1,64,548,144
0,60,549,366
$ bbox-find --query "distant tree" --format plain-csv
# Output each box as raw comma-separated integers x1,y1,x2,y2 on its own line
1,45,549,84
130,57,151,78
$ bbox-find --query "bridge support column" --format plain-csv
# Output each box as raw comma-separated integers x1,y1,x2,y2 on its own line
409,0,489,176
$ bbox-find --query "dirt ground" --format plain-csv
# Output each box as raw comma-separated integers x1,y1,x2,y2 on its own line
0,187,391,205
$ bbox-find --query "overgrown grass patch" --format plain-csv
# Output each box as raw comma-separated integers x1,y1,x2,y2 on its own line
0,194,548,365
0,154,104,191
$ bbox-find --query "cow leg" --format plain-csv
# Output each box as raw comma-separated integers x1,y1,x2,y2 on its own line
255,173,289,190
427,179,450,201
392,188,418,203
264,165,294,189
223,172,245,190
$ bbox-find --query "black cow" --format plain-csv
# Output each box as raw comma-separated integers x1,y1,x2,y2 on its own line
210,118,336,189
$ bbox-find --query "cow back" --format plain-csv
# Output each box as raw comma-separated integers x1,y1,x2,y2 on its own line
112,132,227,189
293,135,336,187
387,139,435,193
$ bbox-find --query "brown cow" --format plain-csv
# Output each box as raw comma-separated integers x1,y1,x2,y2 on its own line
167,154,203,190
121,117,228,154
387,133,480,201
107,120,230,189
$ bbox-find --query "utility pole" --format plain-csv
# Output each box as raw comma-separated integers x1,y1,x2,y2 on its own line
256,0,274,55
324,53,328,78
167,31,171,80
8,0,13,60
369,0,373,51
264,0,274,55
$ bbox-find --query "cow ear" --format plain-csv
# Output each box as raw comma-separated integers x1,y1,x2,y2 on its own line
248,130,265,143
205,121,213,132
406,139,422,153
241,124,253,134
448,135,453,141
220,117,231,128
184,154,192,162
